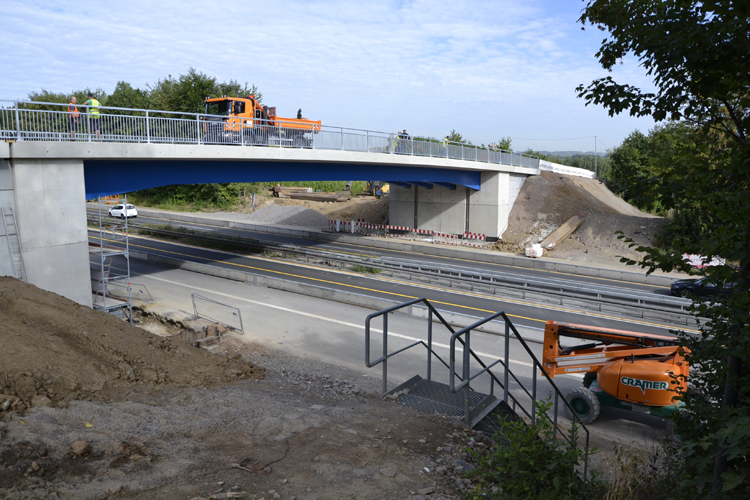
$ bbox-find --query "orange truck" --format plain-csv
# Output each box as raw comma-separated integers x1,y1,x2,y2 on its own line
202,95,321,147
541,321,691,425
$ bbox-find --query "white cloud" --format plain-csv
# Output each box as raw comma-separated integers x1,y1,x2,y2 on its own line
0,0,657,152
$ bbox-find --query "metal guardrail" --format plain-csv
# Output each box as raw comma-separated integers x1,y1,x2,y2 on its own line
371,256,694,318
365,298,590,479
91,216,692,325
0,99,540,169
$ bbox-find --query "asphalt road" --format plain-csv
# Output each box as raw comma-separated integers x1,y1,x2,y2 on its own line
104,255,670,448
88,209,675,297
88,224,697,338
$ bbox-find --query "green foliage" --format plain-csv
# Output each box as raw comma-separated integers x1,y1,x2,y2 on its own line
466,399,602,499
521,148,548,160
351,265,381,274
489,137,513,151
24,88,106,112
580,1,750,497
447,129,467,144
106,82,148,113
606,122,695,214
128,183,242,210
148,68,261,115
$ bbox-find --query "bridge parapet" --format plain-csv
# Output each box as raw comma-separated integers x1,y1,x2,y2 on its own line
0,100,539,170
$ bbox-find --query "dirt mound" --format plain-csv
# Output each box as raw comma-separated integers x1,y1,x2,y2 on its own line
230,195,389,225
500,171,665,264
0,277,263,417
245,203,332,228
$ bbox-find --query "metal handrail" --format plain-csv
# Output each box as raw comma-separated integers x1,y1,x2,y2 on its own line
0,99,540,169
448,309,591,478
365,298,462,394
365,297,590,478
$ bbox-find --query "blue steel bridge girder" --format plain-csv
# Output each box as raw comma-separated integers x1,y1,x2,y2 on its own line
83,159,482,199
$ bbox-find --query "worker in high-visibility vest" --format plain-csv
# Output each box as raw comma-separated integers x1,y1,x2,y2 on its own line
68,96,79,141
442,136,449,157
84,92,101,139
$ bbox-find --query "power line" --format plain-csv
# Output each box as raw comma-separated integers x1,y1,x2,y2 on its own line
508,135,596,141
595,137,612,151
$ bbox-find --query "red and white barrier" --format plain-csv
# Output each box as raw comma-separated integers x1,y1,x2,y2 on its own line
360,223,381,236
434,231,460,246
413,228,433,238
462,232,487,248
385,225,411,238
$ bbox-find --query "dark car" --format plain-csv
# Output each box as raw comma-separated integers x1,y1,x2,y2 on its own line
671,277,733,298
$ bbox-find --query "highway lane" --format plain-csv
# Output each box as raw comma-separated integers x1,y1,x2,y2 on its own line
108,255,669,445
88,209,675,297
90,228,697,338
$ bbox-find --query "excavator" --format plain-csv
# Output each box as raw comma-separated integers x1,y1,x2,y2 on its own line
202,95,321,147
541,321,691,426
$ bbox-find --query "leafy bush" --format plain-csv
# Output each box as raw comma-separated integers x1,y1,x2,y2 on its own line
465,399,602,499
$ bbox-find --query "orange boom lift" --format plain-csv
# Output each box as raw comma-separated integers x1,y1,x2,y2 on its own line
541,321,690,424
202,95,321,147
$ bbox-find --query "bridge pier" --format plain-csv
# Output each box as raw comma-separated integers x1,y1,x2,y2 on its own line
1,144,91,306
389,171,528,238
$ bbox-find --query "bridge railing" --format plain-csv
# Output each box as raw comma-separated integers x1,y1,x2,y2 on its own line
0,99,539,169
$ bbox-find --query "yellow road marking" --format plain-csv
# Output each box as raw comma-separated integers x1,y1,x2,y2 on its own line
93,210,669,289
92,232,696,333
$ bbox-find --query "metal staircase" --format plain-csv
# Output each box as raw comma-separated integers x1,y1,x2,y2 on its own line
1,207,27,282
365,298,591,477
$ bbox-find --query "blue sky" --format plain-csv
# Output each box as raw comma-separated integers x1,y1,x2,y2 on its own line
0,0,658,153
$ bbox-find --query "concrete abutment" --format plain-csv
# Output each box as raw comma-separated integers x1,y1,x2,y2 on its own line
1,152,92,306
389,171,528,238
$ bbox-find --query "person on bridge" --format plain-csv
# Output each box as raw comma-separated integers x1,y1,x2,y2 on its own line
442,136,449,157
400,130,410,154
68,96,79,141
84,92,101,140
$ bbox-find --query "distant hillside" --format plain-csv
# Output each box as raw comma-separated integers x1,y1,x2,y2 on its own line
540,151,609,158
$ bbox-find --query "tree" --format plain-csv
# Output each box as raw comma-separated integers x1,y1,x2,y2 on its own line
489,136,513,151
446,129,466,143
106,81,148,112
578,1,750,496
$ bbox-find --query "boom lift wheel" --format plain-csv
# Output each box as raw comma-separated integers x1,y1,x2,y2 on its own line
565,387,601,425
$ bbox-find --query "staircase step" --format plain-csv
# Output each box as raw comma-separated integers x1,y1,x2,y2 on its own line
397,379,487,418
472,400,523,437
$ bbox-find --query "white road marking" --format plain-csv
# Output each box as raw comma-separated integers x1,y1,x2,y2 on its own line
143,273,586,379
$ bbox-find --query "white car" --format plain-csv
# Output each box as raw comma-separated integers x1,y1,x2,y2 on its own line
108,203,138,219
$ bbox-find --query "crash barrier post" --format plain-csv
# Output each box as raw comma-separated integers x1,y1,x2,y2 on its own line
187,293,244,333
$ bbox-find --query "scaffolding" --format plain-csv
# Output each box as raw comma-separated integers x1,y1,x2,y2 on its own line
90,196,133,324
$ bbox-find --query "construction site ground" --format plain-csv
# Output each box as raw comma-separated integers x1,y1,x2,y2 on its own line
0,174,676,498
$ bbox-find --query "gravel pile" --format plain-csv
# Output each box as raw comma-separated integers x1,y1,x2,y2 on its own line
245,204,330,229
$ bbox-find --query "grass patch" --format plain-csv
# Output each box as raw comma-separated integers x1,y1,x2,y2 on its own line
351,265,381,274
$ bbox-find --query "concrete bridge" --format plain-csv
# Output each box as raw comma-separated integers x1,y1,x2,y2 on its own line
0,100,593,306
